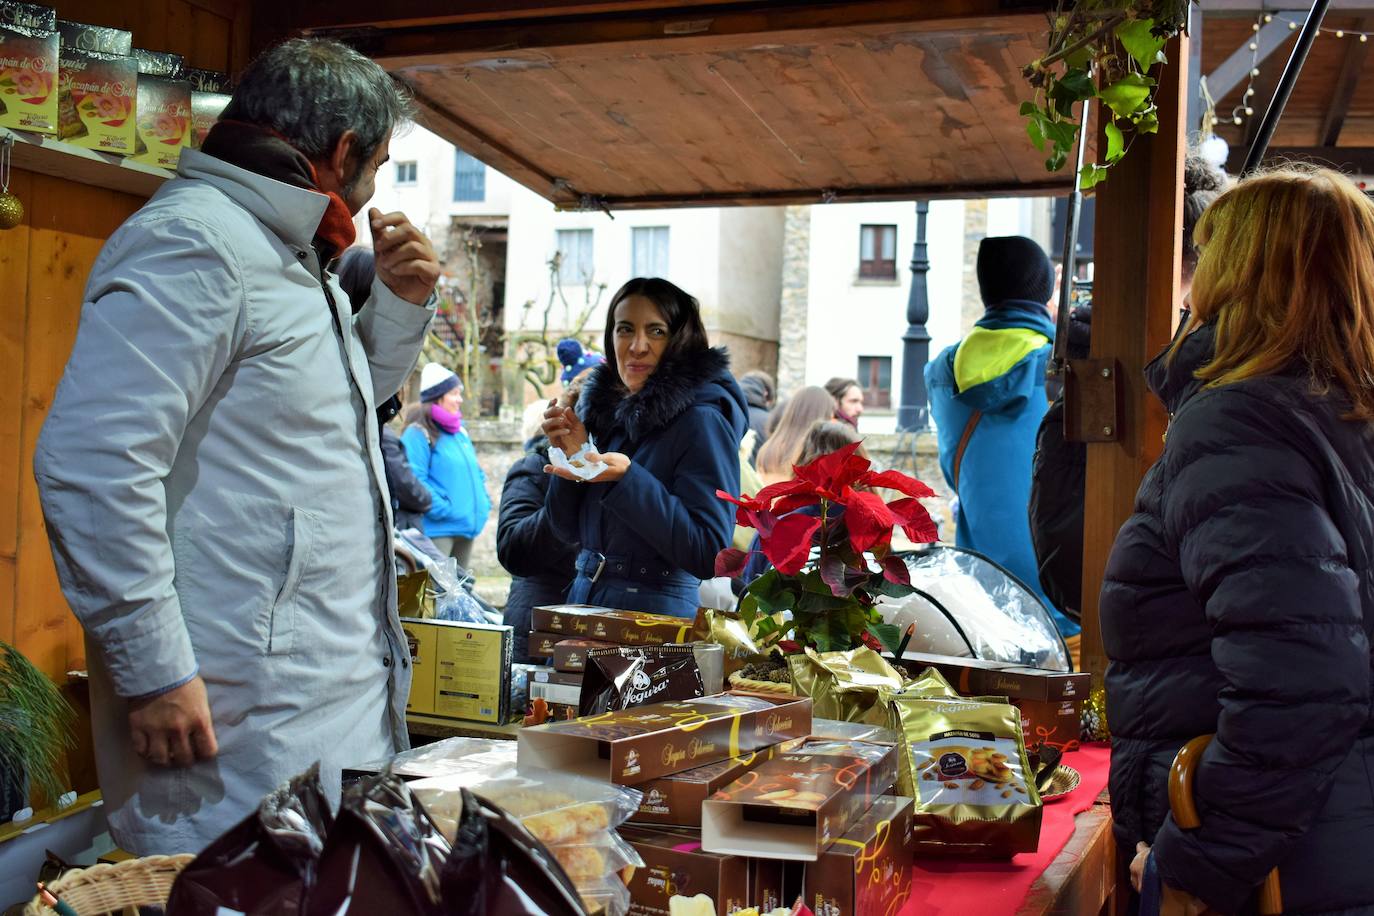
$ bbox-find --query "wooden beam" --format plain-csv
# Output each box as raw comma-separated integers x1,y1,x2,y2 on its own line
311,3,1044,68
1205,12,1303,106
1230,144,1374,172
1080,34,1188,682
270,0,1049,38
1320,18,1373,146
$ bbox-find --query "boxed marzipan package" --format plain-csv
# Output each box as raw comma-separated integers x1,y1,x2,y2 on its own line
887,691,1042,857
0,3,57,135
400,616,513,724
533,604,703,645
519,692,811,785
802,795,915,916
750,858,784,914
899,652,1091,747
630,746,781,828
56,42,137,152
621,825,749,916
530,629,562,658
184,66,229,149
130,47,189,167
701,738,899,862
554,637,616,672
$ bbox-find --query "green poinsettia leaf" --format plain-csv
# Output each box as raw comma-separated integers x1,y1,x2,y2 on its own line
1104,121,1125,163
1098,73,1155,120
1079,162,1111,189
866,621,904,657
866,572,915,599
1115,18,1167,72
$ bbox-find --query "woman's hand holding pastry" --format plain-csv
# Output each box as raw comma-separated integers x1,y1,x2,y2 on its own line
544,452,631,484
542,399,588,453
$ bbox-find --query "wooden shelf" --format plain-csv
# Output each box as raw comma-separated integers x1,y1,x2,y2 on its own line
3,127,172,198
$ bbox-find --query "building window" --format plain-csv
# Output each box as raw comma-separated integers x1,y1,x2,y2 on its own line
556,229,595,285
394,161,417,185
631,226,670,277
454,150,486,201
858,355,892,409
859,224,897,279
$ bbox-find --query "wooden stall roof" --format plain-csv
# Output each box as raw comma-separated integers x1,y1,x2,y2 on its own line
260,1,1068,209
1198,1,1374,173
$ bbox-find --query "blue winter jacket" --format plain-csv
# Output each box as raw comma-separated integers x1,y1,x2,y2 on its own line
401,421,492,540
926,300,1079,637
547,347,747,618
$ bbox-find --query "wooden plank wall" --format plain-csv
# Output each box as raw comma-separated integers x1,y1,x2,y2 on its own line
2,1,251,716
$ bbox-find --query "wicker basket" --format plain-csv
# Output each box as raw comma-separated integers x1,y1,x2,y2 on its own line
727,671,795,695
23,853,193,916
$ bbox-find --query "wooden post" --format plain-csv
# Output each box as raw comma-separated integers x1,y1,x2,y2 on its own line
1078,35,1188,681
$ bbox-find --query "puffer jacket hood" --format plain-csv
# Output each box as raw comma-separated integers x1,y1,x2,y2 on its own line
739,373,771,410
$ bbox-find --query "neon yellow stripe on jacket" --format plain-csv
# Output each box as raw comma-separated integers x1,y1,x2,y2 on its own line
953,327,1051,392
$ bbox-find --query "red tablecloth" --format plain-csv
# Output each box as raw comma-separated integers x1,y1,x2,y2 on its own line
898,743,1113,916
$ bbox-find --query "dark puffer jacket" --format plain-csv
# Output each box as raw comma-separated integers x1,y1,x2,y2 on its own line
498,436,578,661
1102,323,1374,914
547,347,747,618
381,425,431,531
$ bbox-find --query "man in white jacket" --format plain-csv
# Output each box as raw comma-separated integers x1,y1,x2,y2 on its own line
33,39,439,854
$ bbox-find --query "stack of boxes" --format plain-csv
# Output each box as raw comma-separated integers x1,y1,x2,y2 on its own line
0,2,230,168
526,604,705,718
517,682,917,916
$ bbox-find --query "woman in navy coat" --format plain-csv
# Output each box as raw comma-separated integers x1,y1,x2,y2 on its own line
542,278,747,618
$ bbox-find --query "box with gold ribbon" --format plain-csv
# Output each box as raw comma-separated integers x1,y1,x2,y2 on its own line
532,603,704,646
517,692,811,786
803,795,915,916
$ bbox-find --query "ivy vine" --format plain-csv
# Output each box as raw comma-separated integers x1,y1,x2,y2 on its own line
1022,1,1191,188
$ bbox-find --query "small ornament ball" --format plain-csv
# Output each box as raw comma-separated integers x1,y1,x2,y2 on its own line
0,191,23,230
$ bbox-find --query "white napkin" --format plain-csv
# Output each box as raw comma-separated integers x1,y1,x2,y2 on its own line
548,440,610,481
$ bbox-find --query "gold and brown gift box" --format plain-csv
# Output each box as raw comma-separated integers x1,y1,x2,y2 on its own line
622,825,750,916
532,604,703,645
701,738,899,861
553,637,616,672
899,651,1091,746
518,692,811,785
630,745,782,828
802,795,915,916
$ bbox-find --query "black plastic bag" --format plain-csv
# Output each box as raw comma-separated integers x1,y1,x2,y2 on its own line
166,763,332,915
441,788,585,916
305,770,451,916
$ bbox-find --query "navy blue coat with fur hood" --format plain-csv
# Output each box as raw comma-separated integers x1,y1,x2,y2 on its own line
1102,323,1374,915
546,347,746,617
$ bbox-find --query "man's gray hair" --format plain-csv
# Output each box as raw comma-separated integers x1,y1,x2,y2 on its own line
222,38,414,163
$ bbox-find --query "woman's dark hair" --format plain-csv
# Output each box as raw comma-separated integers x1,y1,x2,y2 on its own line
1182,152,1227,279
824,377,861,403
336,247,375,314
402,401,442,445
603,277,711,388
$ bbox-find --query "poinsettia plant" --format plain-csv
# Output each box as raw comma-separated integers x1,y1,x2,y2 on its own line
714,441,939,656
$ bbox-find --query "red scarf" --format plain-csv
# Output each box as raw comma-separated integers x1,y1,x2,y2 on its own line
201,120,357,260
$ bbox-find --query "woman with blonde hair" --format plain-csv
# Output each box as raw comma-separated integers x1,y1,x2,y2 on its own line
754,386,837,484
1103,166,1374,914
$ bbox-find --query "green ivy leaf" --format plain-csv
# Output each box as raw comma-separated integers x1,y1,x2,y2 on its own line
1049,69,1095,119
866,621,904,657
1019,100,1039,117
1115,18,1167,72
1046,148,1068,172
1098,73,1155,120
1134,105,1160,134
1104,121,1125,163
1043,119,1078,150
1064,46,1094,70
1079,163,1111,189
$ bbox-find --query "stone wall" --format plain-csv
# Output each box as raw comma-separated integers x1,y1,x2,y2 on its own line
460,419,956,582
776,205,812,393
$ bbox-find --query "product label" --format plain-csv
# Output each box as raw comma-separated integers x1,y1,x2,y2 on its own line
0,26,57,133
914,730,1031,805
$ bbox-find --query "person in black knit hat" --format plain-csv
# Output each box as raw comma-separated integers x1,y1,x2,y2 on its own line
925,235,1079,642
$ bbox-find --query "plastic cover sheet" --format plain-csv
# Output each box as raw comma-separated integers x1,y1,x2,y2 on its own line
879,546,1070,671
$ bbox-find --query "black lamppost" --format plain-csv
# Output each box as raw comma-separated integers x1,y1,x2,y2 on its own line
896,200,931,430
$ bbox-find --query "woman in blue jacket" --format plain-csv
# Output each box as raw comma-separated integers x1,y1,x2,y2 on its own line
542,278,747,618
402,362,492,569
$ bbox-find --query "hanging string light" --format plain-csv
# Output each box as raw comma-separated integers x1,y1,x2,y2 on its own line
1315,25,1373,41
1230,14,1265,127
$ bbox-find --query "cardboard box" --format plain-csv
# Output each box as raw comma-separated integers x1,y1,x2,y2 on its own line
750,858,784,914
622,825,749,916
0,2,53,31
701,738,899,861
533,604,701,645
529,629,562,658
400,616,512,724
803,795,915,916
553,637,615,672
55,19,130,55
0,17,57,135
519,692,811,786
57,45,137,153
631,746,781,828
530,678,580,707
898,652,1090,745
130,48,189,168
532,668,583,688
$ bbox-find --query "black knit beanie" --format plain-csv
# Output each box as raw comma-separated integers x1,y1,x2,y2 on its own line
976,235,1054,306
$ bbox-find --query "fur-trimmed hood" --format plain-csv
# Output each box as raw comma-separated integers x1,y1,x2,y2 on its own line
580,346,746,446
